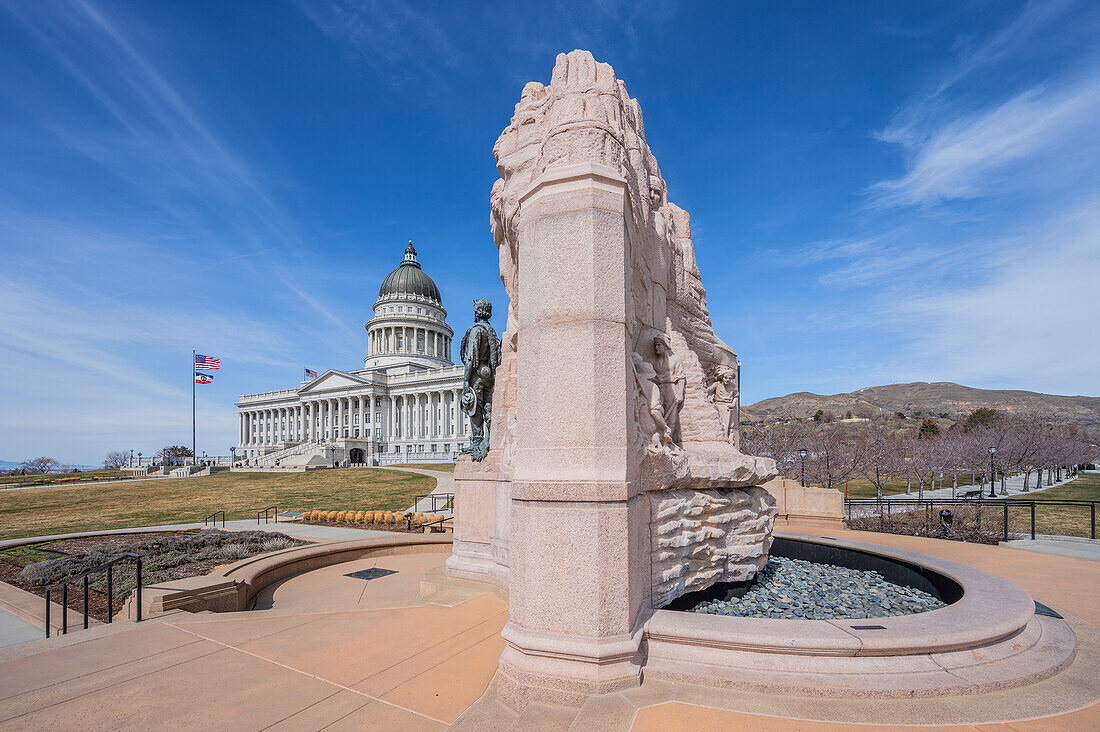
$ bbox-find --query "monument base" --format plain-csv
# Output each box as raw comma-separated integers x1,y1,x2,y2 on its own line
446,453,511,587
496,622,644,710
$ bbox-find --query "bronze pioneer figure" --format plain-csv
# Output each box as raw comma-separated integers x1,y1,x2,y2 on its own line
459,299,501,461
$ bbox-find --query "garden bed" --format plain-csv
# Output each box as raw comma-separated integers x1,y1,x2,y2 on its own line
0,530,306,623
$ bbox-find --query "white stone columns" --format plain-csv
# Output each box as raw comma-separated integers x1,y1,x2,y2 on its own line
394,395,400,443
452,389,460,438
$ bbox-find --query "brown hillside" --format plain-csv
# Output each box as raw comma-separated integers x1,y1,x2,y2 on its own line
745,382,1100,427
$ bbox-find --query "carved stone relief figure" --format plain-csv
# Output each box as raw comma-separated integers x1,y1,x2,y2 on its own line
459,299,501,461
632,352,674,453
707,364,738,441
651,334,686,446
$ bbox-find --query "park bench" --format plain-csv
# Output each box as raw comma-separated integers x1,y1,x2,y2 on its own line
961,489,983,500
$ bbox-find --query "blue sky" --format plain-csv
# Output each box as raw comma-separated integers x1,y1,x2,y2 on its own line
1,1,1097,465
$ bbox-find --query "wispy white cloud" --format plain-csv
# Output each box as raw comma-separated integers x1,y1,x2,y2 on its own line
870,76,1100,208
892,197,1100,389
296,0,461,84
782,1,1100,396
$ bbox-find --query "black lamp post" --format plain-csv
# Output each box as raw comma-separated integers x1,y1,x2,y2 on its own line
988,446,997,498
137,452,142,468
799,448,808,488
230,446,236,467
129,449,134,468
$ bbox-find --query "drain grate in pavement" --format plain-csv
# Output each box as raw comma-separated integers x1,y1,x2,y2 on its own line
345,568,396,582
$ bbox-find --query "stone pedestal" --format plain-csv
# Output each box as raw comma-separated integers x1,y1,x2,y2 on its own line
497,165,648,707
447,452,510,587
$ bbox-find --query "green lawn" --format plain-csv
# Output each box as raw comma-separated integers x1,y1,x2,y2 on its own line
836,474,979,500
400,462,455,473
0,468,434,542
1006,471,1099,539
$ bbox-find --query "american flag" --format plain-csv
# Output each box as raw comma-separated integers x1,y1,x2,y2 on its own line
304,368,317,379
195,354,220,370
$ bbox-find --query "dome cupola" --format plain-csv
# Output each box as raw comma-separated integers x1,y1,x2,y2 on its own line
377,241,442,305
365,241,453,370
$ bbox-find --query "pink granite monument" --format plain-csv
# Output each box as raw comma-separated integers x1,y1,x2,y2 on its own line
447,50,778,708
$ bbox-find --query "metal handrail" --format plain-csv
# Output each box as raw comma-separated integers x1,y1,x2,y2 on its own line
256,505,278,524
845,498,1097,540
411,492,455,515
44,553,142,638
203,510,225,527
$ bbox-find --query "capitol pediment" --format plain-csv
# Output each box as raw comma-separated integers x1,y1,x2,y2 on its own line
298,370,369,394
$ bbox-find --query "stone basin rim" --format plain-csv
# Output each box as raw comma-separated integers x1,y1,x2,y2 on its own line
645,530,1039,657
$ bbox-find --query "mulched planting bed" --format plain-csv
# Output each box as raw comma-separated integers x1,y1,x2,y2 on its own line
0,530,306,624
299,520,423,533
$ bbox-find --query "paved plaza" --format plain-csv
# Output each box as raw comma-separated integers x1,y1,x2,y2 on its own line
0,527,1096,730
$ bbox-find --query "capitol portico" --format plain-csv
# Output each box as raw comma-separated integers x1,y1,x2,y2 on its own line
236,243,469,467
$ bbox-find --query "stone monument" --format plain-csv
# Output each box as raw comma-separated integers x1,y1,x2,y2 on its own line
449,50,778,708
458,298,501,461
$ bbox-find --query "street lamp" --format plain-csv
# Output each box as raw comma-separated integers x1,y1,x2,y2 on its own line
230,446,236,467
735,358,741,435
137,452,142,468
988,446,997,498
129,449,134,468
799,448,808,488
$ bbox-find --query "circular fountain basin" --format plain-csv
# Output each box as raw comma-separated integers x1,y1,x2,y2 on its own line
643,531,1077,696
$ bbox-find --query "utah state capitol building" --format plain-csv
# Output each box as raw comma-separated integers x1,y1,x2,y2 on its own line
236,242,470,467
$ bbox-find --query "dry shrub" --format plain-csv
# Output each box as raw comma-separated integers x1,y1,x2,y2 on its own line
414,512,427,526
847,502,1001,545
356,511,366,523
365,510,376,523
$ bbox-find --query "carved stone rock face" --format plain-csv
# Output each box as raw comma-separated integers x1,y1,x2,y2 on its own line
489,50,778,607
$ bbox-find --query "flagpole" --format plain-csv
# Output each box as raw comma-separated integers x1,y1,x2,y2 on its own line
192,349,197,466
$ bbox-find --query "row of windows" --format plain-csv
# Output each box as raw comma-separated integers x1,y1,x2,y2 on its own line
380,305,437,318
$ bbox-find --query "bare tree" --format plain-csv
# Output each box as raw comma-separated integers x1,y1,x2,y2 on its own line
804,424,864,493
103,451,129,469
859,424,902,500
742,420,809,481
20,457,58,474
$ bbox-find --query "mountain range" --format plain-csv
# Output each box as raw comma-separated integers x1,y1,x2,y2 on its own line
744,382,1100,428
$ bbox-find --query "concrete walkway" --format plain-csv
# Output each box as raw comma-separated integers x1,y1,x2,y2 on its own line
0,608,39,651
877,471,1076,501
1005,535,1100,562
388,467,454,516
0,520,391,550
0,529,1097,729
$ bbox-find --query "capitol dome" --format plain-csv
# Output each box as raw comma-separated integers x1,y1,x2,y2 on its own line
377,242,442,305
364,242,453,371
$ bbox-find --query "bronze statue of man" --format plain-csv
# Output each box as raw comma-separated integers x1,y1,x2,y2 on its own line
459,299,501,461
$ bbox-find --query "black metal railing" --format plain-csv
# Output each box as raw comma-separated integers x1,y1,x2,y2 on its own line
45,553,142,638
256,505,278,524
845,498,1098,541
203,510,225,527
411,493,454,515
